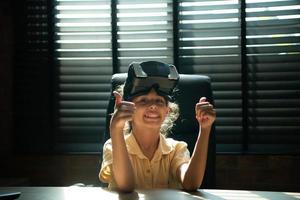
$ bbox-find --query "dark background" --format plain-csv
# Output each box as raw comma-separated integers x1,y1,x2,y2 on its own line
0,0,299,191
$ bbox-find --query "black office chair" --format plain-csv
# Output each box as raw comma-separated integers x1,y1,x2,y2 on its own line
104,73,216,189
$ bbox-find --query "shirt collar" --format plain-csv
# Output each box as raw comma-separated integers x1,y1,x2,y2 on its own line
125,133,173,160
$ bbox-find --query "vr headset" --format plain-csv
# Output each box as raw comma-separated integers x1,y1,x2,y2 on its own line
123,61,179,101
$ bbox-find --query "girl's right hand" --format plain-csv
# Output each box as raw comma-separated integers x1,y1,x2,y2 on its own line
110,91,136,135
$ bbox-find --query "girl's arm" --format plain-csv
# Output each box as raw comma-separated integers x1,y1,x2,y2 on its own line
110,92,136,192
177,97,216,191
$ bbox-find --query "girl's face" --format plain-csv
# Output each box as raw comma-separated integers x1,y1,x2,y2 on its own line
131,89,169,129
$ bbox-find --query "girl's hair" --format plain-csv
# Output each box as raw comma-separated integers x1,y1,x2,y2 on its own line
114,85,179,136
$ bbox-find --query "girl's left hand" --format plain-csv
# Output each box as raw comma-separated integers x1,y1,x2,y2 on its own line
195,97,216,130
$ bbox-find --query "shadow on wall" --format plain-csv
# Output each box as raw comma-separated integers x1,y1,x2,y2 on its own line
0,155,102,186
0,154,299,192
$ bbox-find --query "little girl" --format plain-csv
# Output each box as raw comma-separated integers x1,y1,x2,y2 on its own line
99,61,216,192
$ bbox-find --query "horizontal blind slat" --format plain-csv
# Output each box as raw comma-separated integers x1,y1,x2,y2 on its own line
246,0,300,153
54,0,112,150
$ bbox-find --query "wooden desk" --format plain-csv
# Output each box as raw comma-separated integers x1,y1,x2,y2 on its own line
0,187,299,200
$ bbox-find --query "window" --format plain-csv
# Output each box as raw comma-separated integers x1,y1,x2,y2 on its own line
52,0,300,153
54,0,112,152
178,0,243,152
246,0,300,153
53,0,173,152
116,1,174,72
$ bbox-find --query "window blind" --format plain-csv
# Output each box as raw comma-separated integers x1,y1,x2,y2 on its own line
178,0,243,153
116,0,174,72
54,0,112,152
52,0,300,154
246,0,300,153
54,0,173,152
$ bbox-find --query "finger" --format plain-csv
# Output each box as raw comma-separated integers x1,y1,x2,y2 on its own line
196,108,216,121
122,117,133,122
115,112,135,119
118,104,136,112
110,113,134,129
111,112,134,126
196,103,212,117
201,110,216,119
198,97,214,109
195,101,209,114
196,103,212,110
118,115,134,122
199,97,207,103
113,91,122,106
114,106,135,116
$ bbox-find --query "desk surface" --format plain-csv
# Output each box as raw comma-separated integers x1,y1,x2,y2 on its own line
0,187,299,200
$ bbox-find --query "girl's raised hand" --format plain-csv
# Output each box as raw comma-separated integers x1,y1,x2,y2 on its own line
110,91,136,134
195,97,216,130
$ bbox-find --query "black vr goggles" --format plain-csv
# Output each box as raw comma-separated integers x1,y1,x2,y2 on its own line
123,61,179,101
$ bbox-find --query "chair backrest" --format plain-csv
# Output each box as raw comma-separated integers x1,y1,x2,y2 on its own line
104,73,216,188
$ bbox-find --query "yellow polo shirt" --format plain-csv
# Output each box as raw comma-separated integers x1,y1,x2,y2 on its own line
99,133,190,189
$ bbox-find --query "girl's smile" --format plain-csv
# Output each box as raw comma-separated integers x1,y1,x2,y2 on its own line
132,89,169,127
